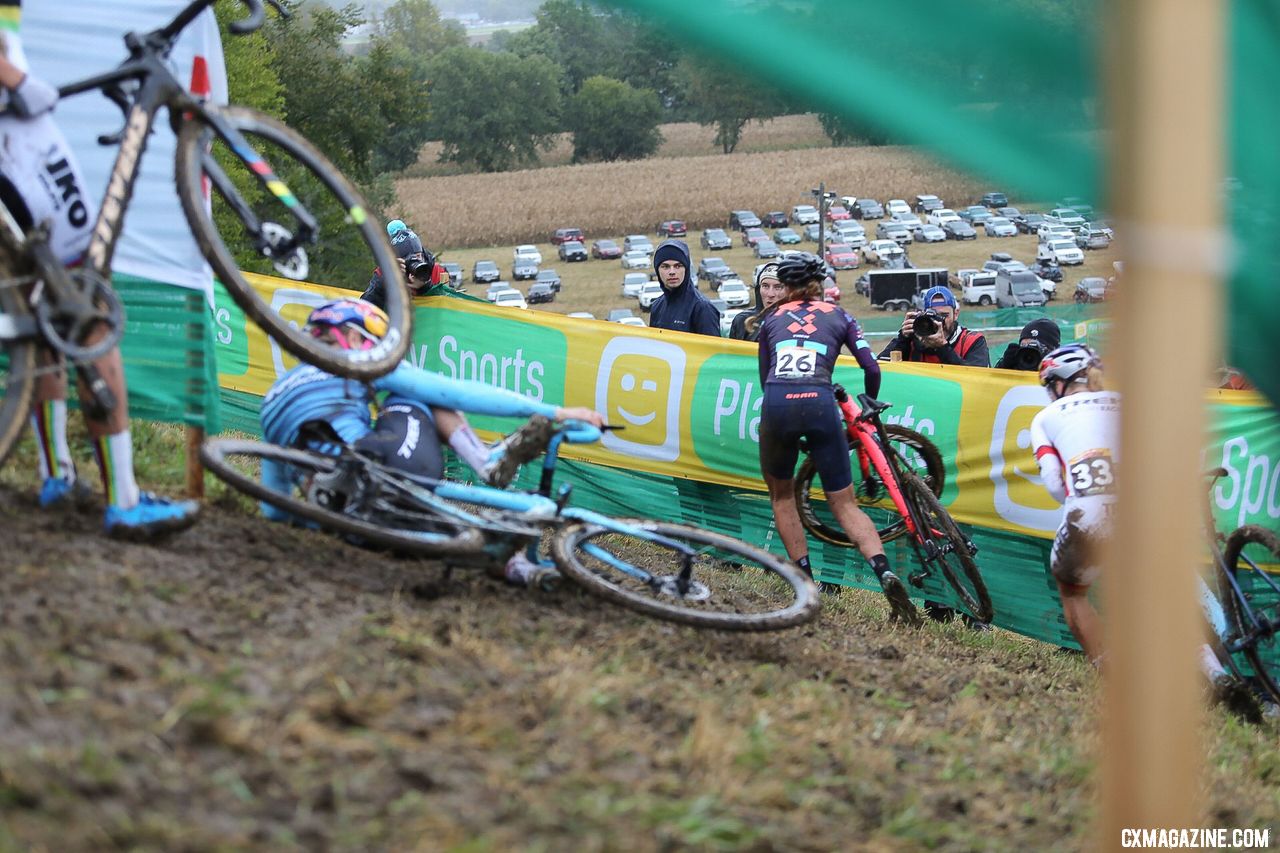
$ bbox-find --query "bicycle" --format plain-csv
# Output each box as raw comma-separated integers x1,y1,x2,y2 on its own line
200,422,820,632
1201,468,1280,704
0,0,412,465
792,384,993,623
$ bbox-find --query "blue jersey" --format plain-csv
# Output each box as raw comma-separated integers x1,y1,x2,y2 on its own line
757,299,881,397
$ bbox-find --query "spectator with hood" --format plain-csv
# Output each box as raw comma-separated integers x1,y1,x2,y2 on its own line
648,239,721,336
729,263,785,342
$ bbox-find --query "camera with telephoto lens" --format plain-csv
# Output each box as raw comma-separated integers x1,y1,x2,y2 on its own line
1014,339,1051,370
912,308,944,338
404,251,436,290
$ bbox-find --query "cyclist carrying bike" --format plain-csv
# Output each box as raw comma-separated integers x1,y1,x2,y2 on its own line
2,1,198,539
756,252,920,624
258,297,604,585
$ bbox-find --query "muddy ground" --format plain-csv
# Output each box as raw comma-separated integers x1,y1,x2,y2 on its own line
0,479,1276,851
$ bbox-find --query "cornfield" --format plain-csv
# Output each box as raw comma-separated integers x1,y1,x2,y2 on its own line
396,142,987,250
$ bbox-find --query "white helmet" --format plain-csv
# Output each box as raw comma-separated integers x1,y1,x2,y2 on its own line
1039,344,1101,399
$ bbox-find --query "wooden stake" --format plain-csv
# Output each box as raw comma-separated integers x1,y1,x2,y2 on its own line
185,425,205,499
1101,0,1223,844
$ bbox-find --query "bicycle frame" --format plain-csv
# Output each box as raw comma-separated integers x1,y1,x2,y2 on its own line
832,390,927,543
1201,471,1280,662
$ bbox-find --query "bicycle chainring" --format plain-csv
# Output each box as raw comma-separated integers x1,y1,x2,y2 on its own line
33,269,124,362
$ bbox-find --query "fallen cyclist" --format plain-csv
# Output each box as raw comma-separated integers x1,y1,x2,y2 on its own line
258,298,604,585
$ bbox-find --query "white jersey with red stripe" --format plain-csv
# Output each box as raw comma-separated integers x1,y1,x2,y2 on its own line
1029,389,1120,505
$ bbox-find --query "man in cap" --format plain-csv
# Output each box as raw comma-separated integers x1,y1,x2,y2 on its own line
995,317,1062,371
878,286,989,367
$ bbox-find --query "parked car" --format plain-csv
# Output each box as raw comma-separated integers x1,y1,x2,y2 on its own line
773,227,801,245
1037,222,1075,242
708,298,730,317
852,198,884,219
962,271,998,305
980,191,1009,208
638,280,664,310
864,239,902,264
914,194,944,213
831,221,867,247
985,217,1018,237
959,205,992,226
526,282,556,304
1050,208,1086,229
950,267,979,289
742,227,768,248
557,240,588,262
1077,227,1112,250
512,256,539,280
1074,276,1109,303
700,228,733,250
1016,212,1048,234
1032,258,1064,283
720,308,747,337
472,259,500,284
566,311,595,320
616,316,646,328
535,268,561,292
885,199,911,218
802,223,821,242
891,211,924,232
1042,238,1084,265
622,272,650,298
717,278,751,308
943,220,978,240
656,220,687,238
493,289,528,310
983,258,1028,277
876,221,913,245
697,256,735,284
997,206,1021,220
753,239,781,258
484,281,510,301
917,224,947,243
824,243,860,269
514,244,542,265
995,270,1047,307
624,234,654,254
825,204,852,222
927,208,961,227
621,250,650,270
608,307,637,323
791,204,820,224
441,261,462,287
763,211,788,228
728,210,761,230
551,227,584,245
591,239,622,259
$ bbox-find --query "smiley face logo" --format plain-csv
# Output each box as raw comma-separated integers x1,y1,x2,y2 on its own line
268,288,333,377
595,338,686,462
988,384,1063,533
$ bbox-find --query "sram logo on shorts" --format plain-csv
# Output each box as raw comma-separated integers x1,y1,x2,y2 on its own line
595,337,686,462
989,384,1063,533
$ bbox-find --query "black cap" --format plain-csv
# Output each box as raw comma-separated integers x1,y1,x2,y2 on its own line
1021,317,1061,349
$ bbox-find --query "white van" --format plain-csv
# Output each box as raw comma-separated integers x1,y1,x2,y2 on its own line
962,272,998,306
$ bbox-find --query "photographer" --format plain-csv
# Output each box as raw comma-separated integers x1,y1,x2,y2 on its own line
995,318,1061,371
361,219,446,310
877,286,989,367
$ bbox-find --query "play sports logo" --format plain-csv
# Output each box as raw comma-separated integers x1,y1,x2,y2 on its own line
988,384,1062,533
594,337,686,462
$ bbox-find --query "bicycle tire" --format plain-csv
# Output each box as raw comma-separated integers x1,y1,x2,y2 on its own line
551,518,819,631
1221,525,1280,705
199,438,486,556
796,425,945,545
174,106,410,381
899,471,993,623
0,258,35,467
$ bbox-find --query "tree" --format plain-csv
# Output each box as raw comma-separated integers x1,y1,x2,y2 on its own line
817,111,893,147
427,47,562,172
566,76,663,162
505,0,607,96
677,56,781,154
375,0,466,57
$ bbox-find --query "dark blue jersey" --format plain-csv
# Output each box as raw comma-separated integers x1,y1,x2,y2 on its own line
757,299,881,397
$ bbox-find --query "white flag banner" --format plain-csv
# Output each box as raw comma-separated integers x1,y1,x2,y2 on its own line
23,0,228,297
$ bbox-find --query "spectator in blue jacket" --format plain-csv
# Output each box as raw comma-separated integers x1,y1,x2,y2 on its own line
648,239,721,337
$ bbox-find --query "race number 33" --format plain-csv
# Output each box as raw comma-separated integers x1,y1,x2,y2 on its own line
775,347,817,379
1068,449,1115,497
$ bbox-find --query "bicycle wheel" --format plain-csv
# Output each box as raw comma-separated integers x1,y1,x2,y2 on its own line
199,438,486,556
175,106,410,380
899,471,993,622
795,425,944,545
551,518,819,631
1221,525,1280,704
0,263,35,467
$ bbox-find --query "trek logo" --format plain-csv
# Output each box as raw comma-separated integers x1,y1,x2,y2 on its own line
87,106,150,272
595,337,685,462
44,156,88,228
988,384,1062,533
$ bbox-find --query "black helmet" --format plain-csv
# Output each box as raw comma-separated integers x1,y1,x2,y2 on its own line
776,252,825,287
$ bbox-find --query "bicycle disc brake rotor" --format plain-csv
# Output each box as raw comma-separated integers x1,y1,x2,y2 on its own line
654,576,713,602
33,270,124,362
305,463,359,512
261,221,309,281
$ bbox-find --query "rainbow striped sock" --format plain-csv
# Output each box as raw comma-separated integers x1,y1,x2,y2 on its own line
30,400,73,482
93,430,140,510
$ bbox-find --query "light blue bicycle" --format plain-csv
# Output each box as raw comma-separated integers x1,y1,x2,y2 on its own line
201,422,820,631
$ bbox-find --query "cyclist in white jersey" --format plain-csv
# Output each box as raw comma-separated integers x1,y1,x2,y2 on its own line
1030,344,1117,664
0,3,199,539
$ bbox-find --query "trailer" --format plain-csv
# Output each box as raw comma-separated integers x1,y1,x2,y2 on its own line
865,268,949,311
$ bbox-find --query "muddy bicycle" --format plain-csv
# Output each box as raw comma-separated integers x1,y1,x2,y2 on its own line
0,0,413,465
200,422,820,632
793,384,993,623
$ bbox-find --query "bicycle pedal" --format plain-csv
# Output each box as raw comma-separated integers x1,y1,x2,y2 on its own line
908,571,927,589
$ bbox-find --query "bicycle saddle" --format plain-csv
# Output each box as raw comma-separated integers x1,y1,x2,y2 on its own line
856,393,892,416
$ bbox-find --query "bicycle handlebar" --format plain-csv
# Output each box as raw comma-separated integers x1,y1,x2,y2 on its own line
554,420,607,445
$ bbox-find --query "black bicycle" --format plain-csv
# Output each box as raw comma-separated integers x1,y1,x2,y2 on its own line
1202,468,1280,704
0,0,412,464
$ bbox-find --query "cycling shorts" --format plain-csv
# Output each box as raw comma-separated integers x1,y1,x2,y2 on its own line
758,384,851,492
352,401,443,481
0,112,95,265
1050,496,1115,591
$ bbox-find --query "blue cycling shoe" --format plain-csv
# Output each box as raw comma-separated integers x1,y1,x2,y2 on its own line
39,477,93,509
104,492,200,541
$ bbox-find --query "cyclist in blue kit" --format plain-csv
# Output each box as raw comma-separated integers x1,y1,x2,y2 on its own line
756,252,920,624
259,298,604,585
